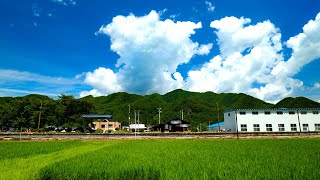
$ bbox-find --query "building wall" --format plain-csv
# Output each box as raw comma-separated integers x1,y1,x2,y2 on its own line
93,121,121,132
224,111,236,131
224,109,320,132
299,110,320,131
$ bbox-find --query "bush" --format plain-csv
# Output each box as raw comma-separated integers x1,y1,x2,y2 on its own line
96,129,103,134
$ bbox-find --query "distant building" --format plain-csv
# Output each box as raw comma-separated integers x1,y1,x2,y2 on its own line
152,118,190,132
81,114,120,133
93,121,121,133
129,124,147,132
224,108,320,132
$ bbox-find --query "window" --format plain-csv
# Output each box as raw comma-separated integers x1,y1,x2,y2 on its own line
240,112,246,115
289,111,295,115
108,124,113,128
313,111,319,115
101,125,105,128
240,124,247,131
253,124,260,131
315,124,320,131
264,111,271,115
278,124,285,131
252,111,258,115
266,124,272,131
300,111,307,115
277,111,283,115
290,124,297,131
303,124,309,131
228,113,231,116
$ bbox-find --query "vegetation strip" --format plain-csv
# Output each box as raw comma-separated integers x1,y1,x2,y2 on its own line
1,138,319,179
0,141,114,180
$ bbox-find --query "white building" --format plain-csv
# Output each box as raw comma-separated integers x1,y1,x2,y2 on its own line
129,124,146,132
224,108,320,132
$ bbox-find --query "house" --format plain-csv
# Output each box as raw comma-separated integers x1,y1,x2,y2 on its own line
92,121,121,133
81,114,120,133
152,118,190,132
224,108,320,132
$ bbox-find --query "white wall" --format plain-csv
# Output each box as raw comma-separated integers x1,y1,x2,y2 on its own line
299,111,320,131
224,109,320,132
224,111,236,131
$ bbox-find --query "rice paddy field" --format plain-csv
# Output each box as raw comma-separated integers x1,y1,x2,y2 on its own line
0,138,319,180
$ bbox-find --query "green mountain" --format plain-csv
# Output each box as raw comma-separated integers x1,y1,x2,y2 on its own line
274,97,320,108
1,90,319,131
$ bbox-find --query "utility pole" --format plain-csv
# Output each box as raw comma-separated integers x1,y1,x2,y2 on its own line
37,101,42,132
137,110,141,131
180,109,184,120
216,102,220,132
128,104,131,132
157,108,162,124
134,110,137,137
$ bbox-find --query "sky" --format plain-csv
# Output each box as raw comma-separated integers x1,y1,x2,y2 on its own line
0,0,320,103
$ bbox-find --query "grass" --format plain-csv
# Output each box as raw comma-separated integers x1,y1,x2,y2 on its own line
0,138,319,179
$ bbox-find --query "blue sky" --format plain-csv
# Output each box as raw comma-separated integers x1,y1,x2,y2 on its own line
0,0,319,103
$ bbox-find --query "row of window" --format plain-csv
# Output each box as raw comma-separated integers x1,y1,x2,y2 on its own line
240,123,320,132
239,111,319,115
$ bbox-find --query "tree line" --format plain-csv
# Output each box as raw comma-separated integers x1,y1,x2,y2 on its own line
0,95,94,132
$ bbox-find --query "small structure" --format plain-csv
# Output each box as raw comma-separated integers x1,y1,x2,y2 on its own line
224,108,320,132
93,121,121,132
129,124,147,132
208,122,224,131
152,118,190,132
81,114,120,133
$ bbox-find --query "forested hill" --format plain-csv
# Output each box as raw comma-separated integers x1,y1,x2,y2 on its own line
0,89,319,131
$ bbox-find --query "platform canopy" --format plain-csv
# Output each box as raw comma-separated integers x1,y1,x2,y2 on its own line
81,114,112,119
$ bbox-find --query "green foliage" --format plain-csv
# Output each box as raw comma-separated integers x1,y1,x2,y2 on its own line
274,97,320,108
96,129,103,133
0,139,316,179
0,90,319,131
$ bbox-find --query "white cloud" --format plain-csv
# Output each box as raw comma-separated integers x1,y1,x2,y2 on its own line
82,10,204,96
0,69,86,97
0,69,81,85
205,1,215,12
197,43,213,55
185,13,320,102
32,3,42,17
82,67,122,96
186,16,287,101
0,88,58,97
314,82,320,89
52,0,77,6
272,12,320,78
82,12,320,102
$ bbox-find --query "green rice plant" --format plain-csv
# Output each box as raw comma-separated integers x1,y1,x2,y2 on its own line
0,140,85,160
37,138,320,180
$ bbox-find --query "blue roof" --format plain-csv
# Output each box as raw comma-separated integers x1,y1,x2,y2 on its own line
223,108,320,113
208,122,224,128
81,114,112,118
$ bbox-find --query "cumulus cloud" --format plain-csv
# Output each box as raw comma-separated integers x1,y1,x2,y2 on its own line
81,10,203,97
82,11,320,102
272,13,320,77
186,13,320,102
186,16,287,101
197,43,213,55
